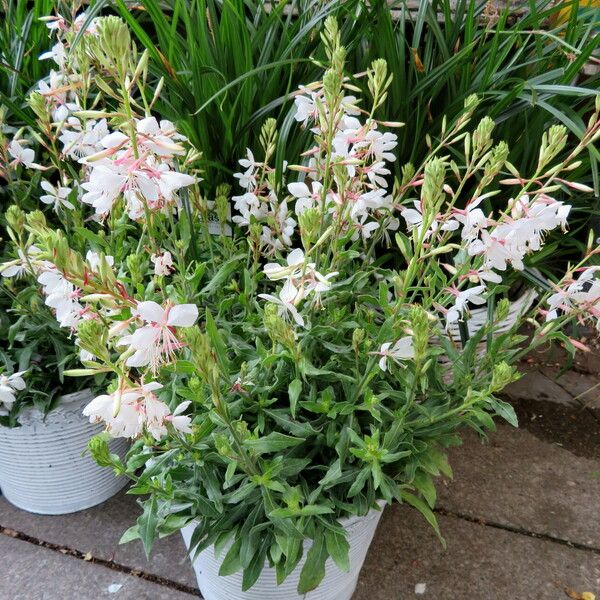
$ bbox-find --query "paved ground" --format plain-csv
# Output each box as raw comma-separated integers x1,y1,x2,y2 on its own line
1,342,599,600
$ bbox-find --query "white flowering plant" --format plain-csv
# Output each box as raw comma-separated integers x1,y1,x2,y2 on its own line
4,13,600,593
0,279,92,426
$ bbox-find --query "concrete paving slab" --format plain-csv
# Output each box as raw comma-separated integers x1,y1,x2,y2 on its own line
355,504,600,600
0,490,197,590
503,370,577,407
539,367,600,411
437,425,600,548
0,534,198,600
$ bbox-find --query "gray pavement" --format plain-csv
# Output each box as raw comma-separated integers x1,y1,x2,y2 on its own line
1,360,599,600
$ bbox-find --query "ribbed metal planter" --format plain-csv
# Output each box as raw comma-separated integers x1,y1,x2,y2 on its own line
181,503,385,600
0,389,128,515
445,283,538,343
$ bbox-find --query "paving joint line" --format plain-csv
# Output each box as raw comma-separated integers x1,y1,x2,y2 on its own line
0,524,203,598
435,508,600,555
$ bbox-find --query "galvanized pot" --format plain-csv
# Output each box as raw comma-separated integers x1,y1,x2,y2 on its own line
0,389,127,514
181,503,384,600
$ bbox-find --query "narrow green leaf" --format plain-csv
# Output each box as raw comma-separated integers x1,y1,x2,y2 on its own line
298,532,328,594
324,529,350,572
288,378,302,418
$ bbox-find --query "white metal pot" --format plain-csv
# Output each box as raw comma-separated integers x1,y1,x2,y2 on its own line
445,282,537,343
0,389,128,515
181,503,385,600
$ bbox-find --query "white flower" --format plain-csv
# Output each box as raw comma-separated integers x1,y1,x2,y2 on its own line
38,268,85,328
303,269,338,300
453,199,488,242
80,163,129,216
59,118,109,159
234,149,259,190
83,381,192,440
0,371,27,413
86,250,115,272
151,251,174,276
474,268,503,285
288,181,323,214
401,201,425,231
1,246,44,278
365,160,391,188
117,301,198,370
135,117,186,157
351,213,379,241
80,127,195,218
40,180,74,210
165,401,193,435
83,388,142,438
546,268,600,323
258,279,305,327
294,87,320,127
361,128,397,163
446,285,487,326
467,230,520,272
8,140,44,170
377,337,414,371
263,248,311,281
262,200,296,250
39,41,67,68
232,192,266,226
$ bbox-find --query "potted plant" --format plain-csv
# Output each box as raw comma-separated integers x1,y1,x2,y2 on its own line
9,13,600,597
0,277,128,514
0,14,129,514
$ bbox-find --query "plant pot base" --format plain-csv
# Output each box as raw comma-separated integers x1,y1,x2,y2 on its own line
0,390,128,515
181,503,385,600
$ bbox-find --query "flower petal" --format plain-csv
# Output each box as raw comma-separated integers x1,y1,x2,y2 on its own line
167,303,198,327
136,301,166,324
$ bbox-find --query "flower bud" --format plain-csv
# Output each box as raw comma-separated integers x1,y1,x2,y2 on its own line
472,116,494,157
495,298,510,323
421,158,446,210
259,119,278,159
539,124,567,168
367,59,392,109
215,184,231,228
401,162,415,186
464,94,480,114
76,319,111,363
27,92,49,124
263,304,296,350
5,205,25,236
490,361,518,393
25,210,47,232
126,253,143,287
352,328,365,355
299,207,321,250
482,141,509,182
409,305,430,360
93,16,132,75
88,434,124,471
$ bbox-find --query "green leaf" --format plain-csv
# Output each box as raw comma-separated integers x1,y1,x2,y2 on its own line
218,537,243,576
298,532,328,594
288,378,302,418
245,432,305,454
401,491,445,549
489,397,518,427
412,472,437,509
242,541,268,591
137,496,159,558
205,309,230,371
118,525,140,545
269,504,333,518
324,529,350,572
